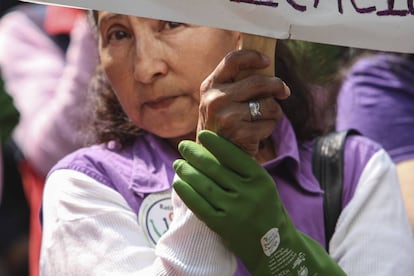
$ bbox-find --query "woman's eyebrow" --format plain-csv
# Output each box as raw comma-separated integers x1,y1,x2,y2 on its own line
98,13,124,25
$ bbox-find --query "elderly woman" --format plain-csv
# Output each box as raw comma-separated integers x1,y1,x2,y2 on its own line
39,10,414,276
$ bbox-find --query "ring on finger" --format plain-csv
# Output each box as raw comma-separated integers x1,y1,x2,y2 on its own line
248,101,262,121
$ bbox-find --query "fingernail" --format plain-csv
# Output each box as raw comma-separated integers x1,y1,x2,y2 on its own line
283,82,291,96
261,54,271,63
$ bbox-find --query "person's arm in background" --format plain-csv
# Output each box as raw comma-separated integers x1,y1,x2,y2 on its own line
336,53,414,230
0,9,98,176
329,137,414,275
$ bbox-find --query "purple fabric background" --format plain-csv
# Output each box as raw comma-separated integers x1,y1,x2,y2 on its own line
337,53,414,163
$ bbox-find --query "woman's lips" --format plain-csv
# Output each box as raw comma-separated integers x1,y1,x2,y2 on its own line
145,96,178,110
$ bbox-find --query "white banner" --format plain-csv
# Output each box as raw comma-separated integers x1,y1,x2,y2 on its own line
23,0,414,53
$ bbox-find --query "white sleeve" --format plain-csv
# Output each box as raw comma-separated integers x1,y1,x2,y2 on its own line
154,189,237,275
329,149,414,275
40,169,236,276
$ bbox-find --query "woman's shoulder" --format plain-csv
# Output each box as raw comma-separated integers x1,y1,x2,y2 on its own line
47,135,176,213
330,133,413,274
53,133,178,170
344,134,382,159
349,53,414,86
58,141,132,163
48,141,136,186
352,52,406,69
49,134,177,192
342,134,390,206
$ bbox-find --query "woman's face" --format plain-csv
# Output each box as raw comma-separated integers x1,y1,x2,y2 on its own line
97,12,241,142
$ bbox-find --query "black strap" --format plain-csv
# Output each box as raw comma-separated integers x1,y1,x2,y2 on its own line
312,129,359,250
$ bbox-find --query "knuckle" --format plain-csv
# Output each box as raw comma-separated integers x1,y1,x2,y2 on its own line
200,77,214,93
224,50,260,71
216,112,238,131
201,89,224,112
244,75,266,90
235,135,260,156
261,98,282,118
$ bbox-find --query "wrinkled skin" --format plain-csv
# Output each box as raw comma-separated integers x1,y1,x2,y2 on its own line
97,12,289,161
198,50,289,158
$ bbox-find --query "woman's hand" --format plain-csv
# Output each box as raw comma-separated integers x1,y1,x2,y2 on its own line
197,49,290,157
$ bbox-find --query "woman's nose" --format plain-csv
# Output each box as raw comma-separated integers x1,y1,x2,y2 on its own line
133,38,168,84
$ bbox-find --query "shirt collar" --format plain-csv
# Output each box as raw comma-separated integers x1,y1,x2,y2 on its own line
130,117,319,196
263,115,300,170
130,132,179,197
263,116,320,193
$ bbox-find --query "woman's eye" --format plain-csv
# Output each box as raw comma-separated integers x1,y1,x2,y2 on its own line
107,30,130,42
165,21,184,30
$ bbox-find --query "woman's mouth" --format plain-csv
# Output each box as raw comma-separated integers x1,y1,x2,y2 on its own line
145,96,178,110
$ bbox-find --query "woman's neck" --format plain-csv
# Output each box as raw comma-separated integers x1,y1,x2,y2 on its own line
167,132,197,152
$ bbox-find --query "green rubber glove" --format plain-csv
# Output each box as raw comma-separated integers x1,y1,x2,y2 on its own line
173,130,345,276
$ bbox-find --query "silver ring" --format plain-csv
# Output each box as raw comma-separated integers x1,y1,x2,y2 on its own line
249,101,262,121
